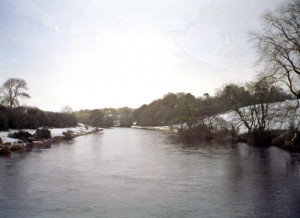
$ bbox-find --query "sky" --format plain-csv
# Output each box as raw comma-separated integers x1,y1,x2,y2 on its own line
0,0,286,111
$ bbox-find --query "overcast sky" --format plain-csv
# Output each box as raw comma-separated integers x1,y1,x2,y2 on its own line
0,0,286,111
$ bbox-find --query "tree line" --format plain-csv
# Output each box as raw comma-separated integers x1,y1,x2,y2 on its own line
133,76,293,127
0,78,77,130
0,106,77,130
73,107,133,128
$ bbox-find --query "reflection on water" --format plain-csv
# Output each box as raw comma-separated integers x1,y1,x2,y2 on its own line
1,128,300,217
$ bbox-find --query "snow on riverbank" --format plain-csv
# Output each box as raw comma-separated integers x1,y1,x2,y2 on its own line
217,99,300,134
132,100,300,135
0,123,99,144
50,124,97,137
131,125,173,131
131,123,189,132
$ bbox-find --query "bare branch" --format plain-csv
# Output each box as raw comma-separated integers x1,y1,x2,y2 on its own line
251,1,300,98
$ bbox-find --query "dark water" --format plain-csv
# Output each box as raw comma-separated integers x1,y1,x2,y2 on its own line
1,128,300,218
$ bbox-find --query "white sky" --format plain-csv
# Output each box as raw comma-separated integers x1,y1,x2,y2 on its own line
0,0,286,111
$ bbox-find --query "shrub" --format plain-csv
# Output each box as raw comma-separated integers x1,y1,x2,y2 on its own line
250,129,273,147
0,145,10,155
291,132,300,146
63,131,74,140
35,128,51,140
180,124,210,142
0,112,8,130
8,130,32,142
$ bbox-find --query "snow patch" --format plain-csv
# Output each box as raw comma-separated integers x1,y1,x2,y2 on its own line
0,123,98,144
217,99,300,134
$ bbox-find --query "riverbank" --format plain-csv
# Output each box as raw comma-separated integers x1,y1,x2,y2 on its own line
131,125,175,132
0,124,102,156
131,124,189,133
132,124,300,153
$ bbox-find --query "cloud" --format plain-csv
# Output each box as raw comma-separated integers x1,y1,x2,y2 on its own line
0,0,287,110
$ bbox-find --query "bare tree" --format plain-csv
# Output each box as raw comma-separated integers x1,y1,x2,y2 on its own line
0,78,30,107
61,106,73,114
217,77,290,134
251,1,300,98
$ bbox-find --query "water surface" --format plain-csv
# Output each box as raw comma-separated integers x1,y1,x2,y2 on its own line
1,128,300,217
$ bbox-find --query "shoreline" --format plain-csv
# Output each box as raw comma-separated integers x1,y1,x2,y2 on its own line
132,125,300,153
131,125,188,133
131,125,174,132
0,126,103,156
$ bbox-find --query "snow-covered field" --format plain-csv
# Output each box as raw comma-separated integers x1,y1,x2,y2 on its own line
216,99,300,134
0,123,98,144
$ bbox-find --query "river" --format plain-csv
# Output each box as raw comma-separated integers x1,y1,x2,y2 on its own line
1,128,300,217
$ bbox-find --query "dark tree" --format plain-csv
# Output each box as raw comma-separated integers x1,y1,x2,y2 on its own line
89,109,104,129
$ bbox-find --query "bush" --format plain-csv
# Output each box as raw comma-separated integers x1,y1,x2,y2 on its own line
0,112,8,130
180,124,210,142
35,128,51,140
291,132,300,145
250,129,273,147
63,131,74,140
0,145,10,155
8,130,32,142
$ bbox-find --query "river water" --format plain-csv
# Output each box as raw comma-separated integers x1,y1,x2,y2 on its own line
1,128,300,217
